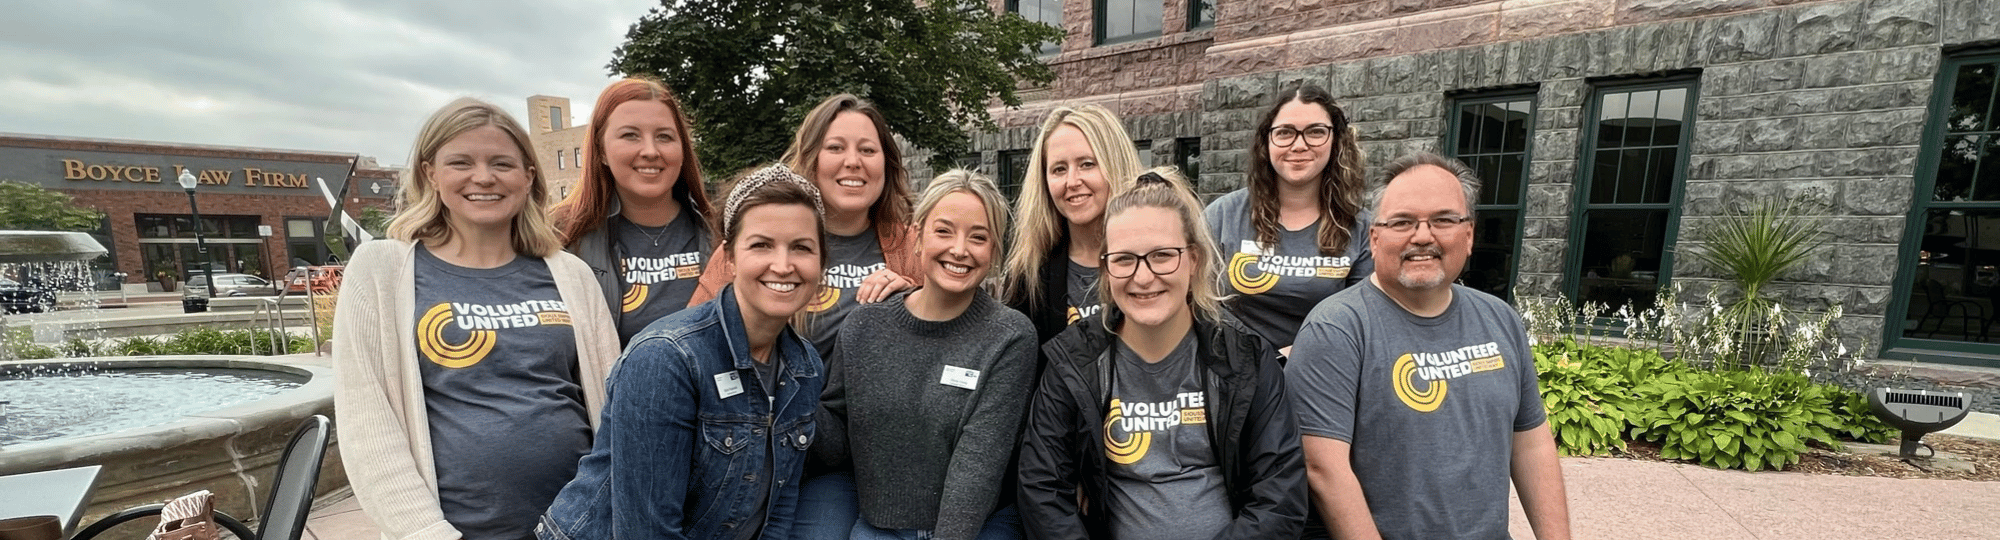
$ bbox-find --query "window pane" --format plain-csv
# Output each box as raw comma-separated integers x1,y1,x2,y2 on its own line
1950,62,1997,133
1598,92,1628,147
1938,135,1982,201
1622,90,1658,148
1654,88,1688,146
287,219,316,238
1646,148,1678,204
1108,0,1133,38
1467,209,1519,300
1577,208,1670,314
1903,208,2000,343
1495,154,1525,205
1136,0,1161,35
1191,0,1214,26
1175,137,1201,179
1977,136,2000,201
1501,101,1531,153
1615,148,1650,205
1591,149,1621,204
1456,107,1483,154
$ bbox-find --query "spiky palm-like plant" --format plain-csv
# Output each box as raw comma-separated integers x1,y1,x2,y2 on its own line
1687,201,1827,368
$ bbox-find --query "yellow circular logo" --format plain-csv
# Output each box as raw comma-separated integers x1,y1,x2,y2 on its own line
418,303,496,369
806,286,840,313
621,283,649,313
1228,252,1277,295
1103,399,1151,465
1392,353,1447,412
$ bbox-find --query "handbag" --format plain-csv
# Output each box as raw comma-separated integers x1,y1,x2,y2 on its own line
148,490,219,540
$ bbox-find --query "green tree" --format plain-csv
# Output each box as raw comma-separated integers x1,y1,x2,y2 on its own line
610,0,1062,176
0,181,106,231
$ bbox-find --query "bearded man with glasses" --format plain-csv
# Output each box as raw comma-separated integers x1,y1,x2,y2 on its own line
1285,153,1571,540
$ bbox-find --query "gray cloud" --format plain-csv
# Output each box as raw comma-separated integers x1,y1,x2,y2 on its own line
0,0,657,168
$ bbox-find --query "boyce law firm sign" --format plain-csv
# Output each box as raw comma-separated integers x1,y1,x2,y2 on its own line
0,144,355,195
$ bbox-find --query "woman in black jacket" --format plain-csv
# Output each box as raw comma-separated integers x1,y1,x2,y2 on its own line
1016,168,1308,540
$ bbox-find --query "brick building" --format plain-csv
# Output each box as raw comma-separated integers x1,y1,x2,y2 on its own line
943,0,2000,368
0,133,397,290
527,95,588,198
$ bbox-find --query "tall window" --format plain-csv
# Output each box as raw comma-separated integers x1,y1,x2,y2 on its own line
550,106,564,130
1567,81,1696,315
1095,0,1161,45
574,147,582,168
1188,0,1214,29
1447,93,1536,300
1174,137,1201,180
556,150,566,170
1009,0,1063,54
1895,51,2000,353
998,149,1033,202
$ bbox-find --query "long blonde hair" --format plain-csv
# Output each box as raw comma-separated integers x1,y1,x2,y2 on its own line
386,97,560,257
1000,104,1143,307
1098,167,1224,328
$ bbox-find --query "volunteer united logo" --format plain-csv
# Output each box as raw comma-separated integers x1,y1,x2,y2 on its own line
1103,392,1207,465
1391,342,1505,412
1065,303,1103,325
1225,240,1352,295
418,300,572,368
620,253,703,313
808,262,883,313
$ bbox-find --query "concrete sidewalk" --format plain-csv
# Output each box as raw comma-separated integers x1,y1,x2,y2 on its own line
303,453,2000,540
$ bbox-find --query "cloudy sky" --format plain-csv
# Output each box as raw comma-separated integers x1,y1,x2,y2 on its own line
1,0,660,168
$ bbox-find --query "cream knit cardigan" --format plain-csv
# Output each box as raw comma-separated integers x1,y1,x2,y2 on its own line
333,239,621,540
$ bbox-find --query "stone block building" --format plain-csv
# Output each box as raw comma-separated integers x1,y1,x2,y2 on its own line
528,95,587,198
945,0,2000,368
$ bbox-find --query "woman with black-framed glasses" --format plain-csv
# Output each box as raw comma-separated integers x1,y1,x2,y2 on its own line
1203,83,1371,353
1019,168,1308,540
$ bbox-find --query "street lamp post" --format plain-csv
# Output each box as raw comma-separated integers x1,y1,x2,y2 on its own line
177,169,215,299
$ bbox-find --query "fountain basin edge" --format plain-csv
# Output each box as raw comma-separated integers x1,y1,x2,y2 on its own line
0,356,344,527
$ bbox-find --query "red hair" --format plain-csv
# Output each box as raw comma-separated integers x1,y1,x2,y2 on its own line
551,77,713,246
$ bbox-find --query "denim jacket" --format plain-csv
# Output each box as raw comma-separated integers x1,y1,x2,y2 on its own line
539,286,824,540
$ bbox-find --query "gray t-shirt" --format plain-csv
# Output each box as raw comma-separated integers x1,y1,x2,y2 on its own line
413,247,589,540
1103,334,1231,540
1203,189,1372,348
1287,281,1546,540
1065,259,1102,325
804,227,887,354
613,211,709,343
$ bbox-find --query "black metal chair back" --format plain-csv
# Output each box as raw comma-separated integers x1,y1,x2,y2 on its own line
255,414,330,540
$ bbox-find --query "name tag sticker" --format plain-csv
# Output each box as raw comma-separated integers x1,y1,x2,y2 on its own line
714,371,744,399
941,366,980,390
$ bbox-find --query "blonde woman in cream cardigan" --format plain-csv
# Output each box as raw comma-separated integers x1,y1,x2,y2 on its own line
334,98,620,540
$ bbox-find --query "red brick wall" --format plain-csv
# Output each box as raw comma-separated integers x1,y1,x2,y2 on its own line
73,188,389,283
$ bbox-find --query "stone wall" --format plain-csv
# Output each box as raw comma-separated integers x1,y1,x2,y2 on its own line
954,0,2000,354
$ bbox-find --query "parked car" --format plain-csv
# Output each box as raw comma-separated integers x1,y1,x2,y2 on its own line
185,273,281,297
284,265,345,295
0,277,56,313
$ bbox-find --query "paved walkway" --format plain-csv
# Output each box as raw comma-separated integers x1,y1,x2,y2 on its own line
304,438,2000,540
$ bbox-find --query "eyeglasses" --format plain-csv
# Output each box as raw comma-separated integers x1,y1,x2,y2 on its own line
1269,124,1334,148
1374,215,1471,235
1102,247,1187,278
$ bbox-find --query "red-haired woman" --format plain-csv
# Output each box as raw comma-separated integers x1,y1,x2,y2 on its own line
550,77,716,345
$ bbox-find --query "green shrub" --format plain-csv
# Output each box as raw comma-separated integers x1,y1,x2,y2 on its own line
1535,341,1896,471
59,338,102,358
113,335,168,356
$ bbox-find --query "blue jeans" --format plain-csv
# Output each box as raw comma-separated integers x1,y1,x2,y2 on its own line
793,472,859,539
848,505,1020,540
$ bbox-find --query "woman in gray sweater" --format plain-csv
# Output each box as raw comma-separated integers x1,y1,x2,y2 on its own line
806,169,1039,540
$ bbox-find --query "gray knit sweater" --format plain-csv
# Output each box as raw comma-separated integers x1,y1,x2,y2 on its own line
813,288,1038,540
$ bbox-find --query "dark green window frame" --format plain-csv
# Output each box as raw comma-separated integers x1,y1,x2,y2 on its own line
1174,137,1201,180
1444,90,1537,301
1094,0,1162,46
1883,49,2000,367
1564,78,1698,316
1007,0,1063,55
997,149,1032,203
1188,0,1214,29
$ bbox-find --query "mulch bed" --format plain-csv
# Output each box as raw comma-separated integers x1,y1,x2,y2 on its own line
1615,435,2000,481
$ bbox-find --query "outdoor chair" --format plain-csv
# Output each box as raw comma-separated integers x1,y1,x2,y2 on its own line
73,415,331,540
1918,280,1987,341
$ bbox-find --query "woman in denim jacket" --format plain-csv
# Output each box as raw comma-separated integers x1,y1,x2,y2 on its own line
540,164,830,540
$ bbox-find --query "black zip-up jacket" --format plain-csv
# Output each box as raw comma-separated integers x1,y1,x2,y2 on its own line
1016,311,1308,540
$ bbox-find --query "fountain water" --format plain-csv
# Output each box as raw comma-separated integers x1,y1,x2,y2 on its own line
0,230,340,526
